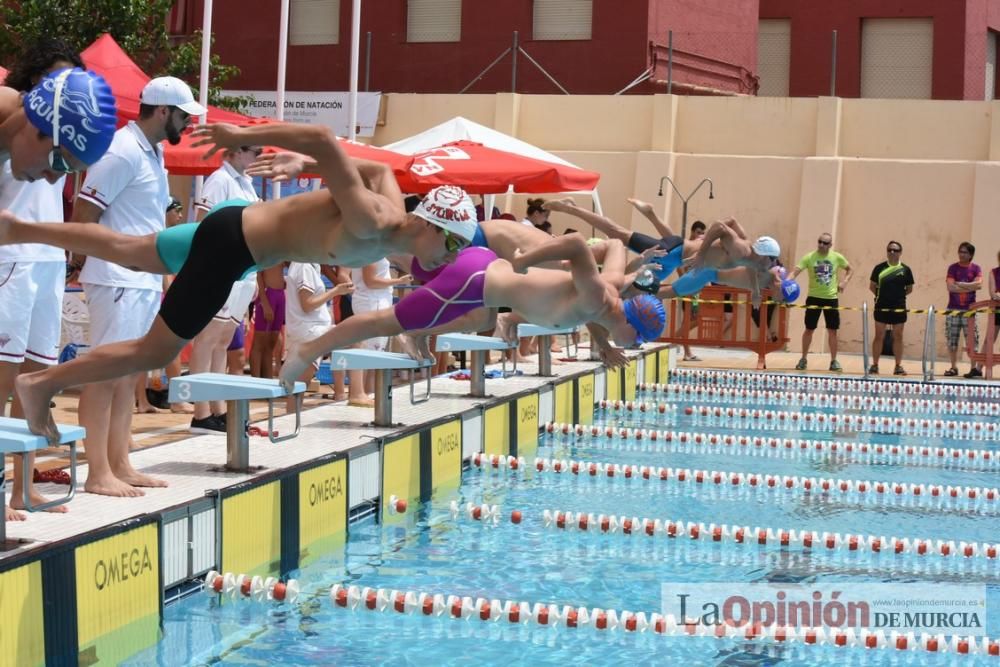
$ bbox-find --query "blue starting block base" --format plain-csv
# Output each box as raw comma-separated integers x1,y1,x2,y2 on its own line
0,416,84,548
435,334,516,397
329,350,433,427
517,324,579,376
168,374,306,472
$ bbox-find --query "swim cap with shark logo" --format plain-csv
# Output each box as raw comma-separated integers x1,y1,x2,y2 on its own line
23,67,118,166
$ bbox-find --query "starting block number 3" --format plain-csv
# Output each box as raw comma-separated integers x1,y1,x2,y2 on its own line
175,381,192,401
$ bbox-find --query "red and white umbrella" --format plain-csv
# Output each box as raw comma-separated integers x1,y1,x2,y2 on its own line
393,140,601,195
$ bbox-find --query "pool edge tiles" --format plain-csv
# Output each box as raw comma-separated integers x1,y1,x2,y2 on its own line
0,345,667,666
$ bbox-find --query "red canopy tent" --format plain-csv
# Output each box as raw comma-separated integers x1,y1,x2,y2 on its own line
79,34,406,176
393,140,601,195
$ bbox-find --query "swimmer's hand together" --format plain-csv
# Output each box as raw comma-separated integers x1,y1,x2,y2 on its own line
247,151,310,182
190,123,246,159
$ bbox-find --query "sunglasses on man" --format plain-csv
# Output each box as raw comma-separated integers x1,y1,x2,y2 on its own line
240,145,263,157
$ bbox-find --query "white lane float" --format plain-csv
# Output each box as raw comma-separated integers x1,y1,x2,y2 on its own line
204,570,300,603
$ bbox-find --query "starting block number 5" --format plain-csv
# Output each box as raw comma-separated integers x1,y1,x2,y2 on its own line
175,381,192,401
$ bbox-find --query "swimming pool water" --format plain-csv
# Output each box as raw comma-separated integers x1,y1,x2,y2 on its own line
125,376,1000,666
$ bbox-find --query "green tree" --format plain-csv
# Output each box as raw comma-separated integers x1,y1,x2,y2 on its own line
0,0,249,111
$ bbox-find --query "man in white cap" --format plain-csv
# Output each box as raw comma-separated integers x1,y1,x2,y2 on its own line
68,76,204,497
7,121,479,446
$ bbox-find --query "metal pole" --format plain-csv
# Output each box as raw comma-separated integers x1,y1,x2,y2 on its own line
511,31,519,93
348,0,361,141
830,30,838,96
193,0,213,204
681,199,688,242
364,31,372,92
922,306,935,381
667,30,673,95
274,0,290,200
373,370,392,426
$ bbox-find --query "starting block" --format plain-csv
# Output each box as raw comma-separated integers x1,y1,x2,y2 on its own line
435,334,516,397
169,374,306,472
518,324,578,376
0,416,83,549
329,350,432,426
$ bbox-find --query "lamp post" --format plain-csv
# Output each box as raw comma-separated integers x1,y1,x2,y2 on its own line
657,177,714,239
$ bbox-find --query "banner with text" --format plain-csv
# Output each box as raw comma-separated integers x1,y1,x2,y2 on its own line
223,90,381,137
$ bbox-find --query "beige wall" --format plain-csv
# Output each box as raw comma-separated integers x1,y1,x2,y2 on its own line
370,93,1000,359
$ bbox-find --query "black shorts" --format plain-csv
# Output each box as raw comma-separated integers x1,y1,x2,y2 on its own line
159,206,255,340
874,306,907,325
627,231,683,255
804,296,840,330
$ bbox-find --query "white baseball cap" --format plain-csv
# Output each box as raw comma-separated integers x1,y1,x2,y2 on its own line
752,236,781,257
140,76,207,116
412,186,477,242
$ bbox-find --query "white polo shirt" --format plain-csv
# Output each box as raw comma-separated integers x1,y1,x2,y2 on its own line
285,263,331,338
77,122,169,291
0,160,65,262
195,160,258,211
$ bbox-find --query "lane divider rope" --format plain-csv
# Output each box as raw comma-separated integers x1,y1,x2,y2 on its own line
203,570,301,603
664,369,1000,400
470,453,1000,514
637,384,1000,417
327,584,1000,656
542,422,1000,471
652,403,996,441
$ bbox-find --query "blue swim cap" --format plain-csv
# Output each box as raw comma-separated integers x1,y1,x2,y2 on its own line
23,67,117,166
780,279,801,303
623,294,666,344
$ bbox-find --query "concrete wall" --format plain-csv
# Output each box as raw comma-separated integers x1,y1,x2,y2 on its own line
372,92,1000,359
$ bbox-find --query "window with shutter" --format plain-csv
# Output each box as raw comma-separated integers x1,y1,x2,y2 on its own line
533,0,592,41
290,0,341,46
757,19,791,97
860,18,933,99
407,0,462,43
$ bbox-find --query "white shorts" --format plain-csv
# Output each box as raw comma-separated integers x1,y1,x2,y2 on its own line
83,284,160,346
286,323,333,369
352,294,392,351
214,277,257,324
0,261,65,365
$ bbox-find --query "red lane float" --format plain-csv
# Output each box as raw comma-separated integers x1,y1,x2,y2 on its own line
540,423,999,472
326,584,1000,656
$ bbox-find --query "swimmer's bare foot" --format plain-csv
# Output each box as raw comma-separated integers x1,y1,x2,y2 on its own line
170,401,194,414
398,334,433,362
135,404,160,414
10,490,69,513
85,473,145,497
112,464,168,489
543,198,576,212
5,505,26,521
279,351,311,394
14,373,60,445
495,314,519,346
627,197,655,217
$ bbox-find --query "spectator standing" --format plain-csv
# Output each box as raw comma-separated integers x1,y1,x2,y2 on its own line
964,248,1000,378
72,76,204,496
350,259,411,401
789,232,853,372
868,241,914,375
942,242,982,376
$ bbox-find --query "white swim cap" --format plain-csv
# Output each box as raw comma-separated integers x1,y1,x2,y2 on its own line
752,236,781,258
412,186,477,242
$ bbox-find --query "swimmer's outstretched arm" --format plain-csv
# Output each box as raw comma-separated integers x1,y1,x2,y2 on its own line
0,210,167,274
192,122,386,239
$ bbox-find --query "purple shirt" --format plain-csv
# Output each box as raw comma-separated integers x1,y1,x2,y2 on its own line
947,262,982,310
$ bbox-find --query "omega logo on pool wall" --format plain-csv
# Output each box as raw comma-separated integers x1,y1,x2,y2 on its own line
436,432,459,455
94,546,153,591
520,404,537,422
309,476,343,506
